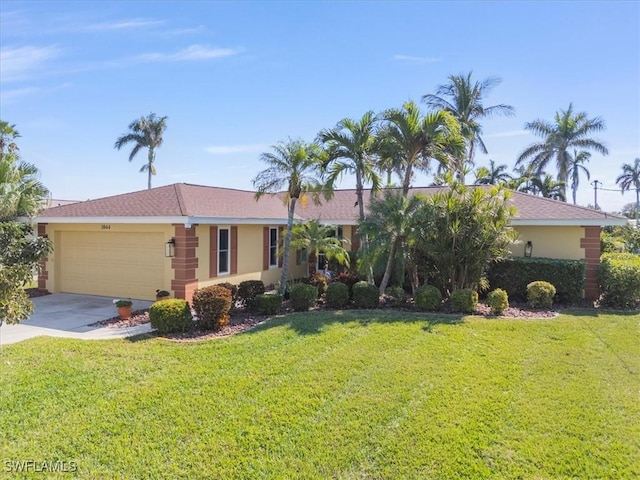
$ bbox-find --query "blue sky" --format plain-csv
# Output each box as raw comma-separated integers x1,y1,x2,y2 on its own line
1,0,639,212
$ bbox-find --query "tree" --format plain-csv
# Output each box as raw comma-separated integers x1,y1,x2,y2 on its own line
568,149,591,205
423,72,514,182
620,202,639,219
474,159,511,185
318,111,381,282
114,113,168,189
358,190,427,294
0,121,20,156
253,139,327,295
616,158,640,221
291,220,350,276
530,173,566,201
516,103,608,201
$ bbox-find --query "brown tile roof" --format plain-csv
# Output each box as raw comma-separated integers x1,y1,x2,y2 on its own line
38,183,625,226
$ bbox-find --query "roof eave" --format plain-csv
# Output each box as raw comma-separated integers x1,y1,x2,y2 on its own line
33,215,293,225
511,218,628,227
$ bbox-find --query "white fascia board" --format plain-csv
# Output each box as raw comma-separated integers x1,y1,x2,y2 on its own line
33,216,292,226
510,218,628,227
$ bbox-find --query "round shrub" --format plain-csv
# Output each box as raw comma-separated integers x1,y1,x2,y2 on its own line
325,282,349,309
149,299,192,334
192,285,232,331
352,281,379,309
215,282,238,302
415,285,442,312
527,281,556,309
310,272,329,297
255,294,283,315
450,289,478,314
486,288,509,315
334,272,361,298
237,280,266,310
290,284,318,311
384,285,407,306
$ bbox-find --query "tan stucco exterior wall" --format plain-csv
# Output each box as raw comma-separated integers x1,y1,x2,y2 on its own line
195,224,307,290
510,226,585,260
40,223,175,300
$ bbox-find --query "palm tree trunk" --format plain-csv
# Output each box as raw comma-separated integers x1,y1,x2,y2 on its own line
279,198,297,295
355,172,374,284
636,189,639,222
379,236,398,295
147,149,154,190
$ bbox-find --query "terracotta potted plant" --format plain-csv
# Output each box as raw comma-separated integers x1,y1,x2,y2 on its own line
155,289,171,301
113,299,133,320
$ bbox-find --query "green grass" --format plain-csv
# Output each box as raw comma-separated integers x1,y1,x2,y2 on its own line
1,310,639,479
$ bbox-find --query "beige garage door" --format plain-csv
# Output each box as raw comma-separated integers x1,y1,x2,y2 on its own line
58,231,165,300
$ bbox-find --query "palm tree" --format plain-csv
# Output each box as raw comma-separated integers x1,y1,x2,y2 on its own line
291,220,350,276
616,158,640,221
318,111,381,282
422,72,514,182
0,142,48,220
379,101,464,196
0,121,20,158
516,103,608,201
568,149,591,205
253,139,327,295
474,159,511,185
530,174,566,201
114,113,168,189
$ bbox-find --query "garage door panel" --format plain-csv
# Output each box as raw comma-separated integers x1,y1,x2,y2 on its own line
59,231,164,300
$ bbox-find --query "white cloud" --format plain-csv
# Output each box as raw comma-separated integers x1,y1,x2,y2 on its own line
0,45,62,81
76,18,165,32
138,45,242,62
485,129,529,139
393,54,441,64
205,144,267,155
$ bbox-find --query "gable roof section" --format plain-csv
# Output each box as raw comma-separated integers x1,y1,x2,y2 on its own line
36,183,626,227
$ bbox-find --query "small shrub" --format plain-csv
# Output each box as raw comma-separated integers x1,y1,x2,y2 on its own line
384,285,407,306
487,288,509,315
310,272,329,297
352,281,379,309
527,281,556,309
414,285,442,312
334,272,360,297
237,280,266,310
215,282,238,302
325,282,350,309
255,294,283,315
598,253,640,309
290,284,318,311
192,285,232,331
149,299,192,334
450,289,478,314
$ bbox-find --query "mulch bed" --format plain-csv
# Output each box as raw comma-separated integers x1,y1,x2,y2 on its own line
26,288,51,298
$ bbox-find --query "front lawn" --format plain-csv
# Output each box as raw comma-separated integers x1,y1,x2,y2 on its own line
1,310,638,479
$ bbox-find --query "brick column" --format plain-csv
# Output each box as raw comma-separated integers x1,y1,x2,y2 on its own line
171,224,199,303
580,226,601,301
37,223,49,291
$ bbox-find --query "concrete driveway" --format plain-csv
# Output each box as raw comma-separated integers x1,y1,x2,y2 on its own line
0,293,154,346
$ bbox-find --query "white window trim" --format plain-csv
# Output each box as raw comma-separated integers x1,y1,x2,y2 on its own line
218,225,230,276
269,226,278,269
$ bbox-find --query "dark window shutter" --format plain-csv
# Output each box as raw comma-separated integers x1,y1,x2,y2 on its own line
263,226,269,270
278,226,284,268
210,226,218,278
230,226,238,275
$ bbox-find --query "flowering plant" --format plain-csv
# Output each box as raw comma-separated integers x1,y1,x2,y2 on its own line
113,298,133,308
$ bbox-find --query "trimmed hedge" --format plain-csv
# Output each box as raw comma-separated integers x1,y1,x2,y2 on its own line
149,299,192,334
325,282,350,309
598,253,640,309
255,294,283,315
384,286,407,306
414,285,442,312
450,289,478,314
290,284,318,311
237,280,266,310
487,257,584,304
352,281,379,309
487,288,509,315
527,281,556,309
192,285,232,331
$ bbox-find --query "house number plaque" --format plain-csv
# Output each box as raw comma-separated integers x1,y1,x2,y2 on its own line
101,225,111,230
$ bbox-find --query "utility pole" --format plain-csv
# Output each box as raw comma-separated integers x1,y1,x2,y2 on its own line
591,180,601,210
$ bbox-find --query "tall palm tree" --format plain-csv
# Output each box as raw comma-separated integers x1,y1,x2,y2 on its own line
291,220,350,276
318,111,381,282
379,101,464,196
616,158,640,221
530,174,566,201
114,113,168,189
253,139,327,295
568,149,591,205
422,72,514,182
0,146,48,220
516,103,608,201
0,121,20,158
474,159,511,185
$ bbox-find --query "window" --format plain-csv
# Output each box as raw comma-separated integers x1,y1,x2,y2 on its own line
269,227,278,268
218,227,229,274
